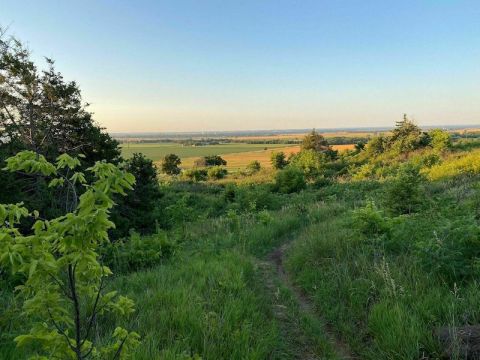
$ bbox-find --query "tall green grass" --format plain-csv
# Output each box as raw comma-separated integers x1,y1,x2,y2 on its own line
285,177,480,359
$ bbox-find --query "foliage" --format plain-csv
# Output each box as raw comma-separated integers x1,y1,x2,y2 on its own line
246,160,261,174
384,164,425,215
428,129,451,151
183,168,208,182
270,151,288,169
274,167,306,194
101,231,175,273
301,129,329,152
0,33,120,163
352,201,390,237
111,153,162,238
194,155,227,167
0,30,121,224
207,166,228,180
0,151,139,359
415,218,480,283
388,114,427,154
425,150,480,180
161,153,181,175
289,149,325,179
364,135,388,157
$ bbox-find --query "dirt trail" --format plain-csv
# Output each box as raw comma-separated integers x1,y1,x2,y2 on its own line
261,243,356,360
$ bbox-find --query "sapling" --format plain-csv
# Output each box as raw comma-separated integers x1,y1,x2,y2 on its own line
0,151,140,359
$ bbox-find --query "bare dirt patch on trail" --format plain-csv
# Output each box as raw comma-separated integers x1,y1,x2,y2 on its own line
259,243,356,360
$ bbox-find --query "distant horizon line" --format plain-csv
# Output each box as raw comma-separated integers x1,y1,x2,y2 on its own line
110,124,479,137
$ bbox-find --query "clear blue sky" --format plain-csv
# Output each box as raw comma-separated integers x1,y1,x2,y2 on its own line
2,0,480,132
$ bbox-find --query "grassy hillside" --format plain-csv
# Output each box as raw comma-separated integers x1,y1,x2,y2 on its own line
3,123,480,359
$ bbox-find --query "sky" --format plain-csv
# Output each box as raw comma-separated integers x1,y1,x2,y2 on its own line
2,0,480,132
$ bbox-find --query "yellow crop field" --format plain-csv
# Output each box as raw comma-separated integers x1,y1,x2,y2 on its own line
172,144,355,170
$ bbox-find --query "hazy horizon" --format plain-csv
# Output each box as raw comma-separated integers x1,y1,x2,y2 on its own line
3,1,480,132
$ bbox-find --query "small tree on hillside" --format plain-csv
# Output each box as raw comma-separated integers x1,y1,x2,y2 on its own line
112,153,162,237
429,129,451,151
289,149,326,179
161,153,181,175
384,163,425,215
389,114,428,154
271,151,288,169
302,130,330,152
0,151,140,359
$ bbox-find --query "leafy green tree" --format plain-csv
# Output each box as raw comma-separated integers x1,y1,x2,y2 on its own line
428,129,451,151
301,130,329,152
289,149,326,179
194,155,227,167
161,153,181,175
0,151,140,359
270,151,288,169
111,153,162,238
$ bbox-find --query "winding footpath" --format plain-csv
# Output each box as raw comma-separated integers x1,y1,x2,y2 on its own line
258,242,356,360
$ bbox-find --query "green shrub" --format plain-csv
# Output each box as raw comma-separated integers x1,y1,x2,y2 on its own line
102,231,175,273
184,168,208,182
207,166,228,180
384,164,425,215
271,151,288,169
194,155,227,167
415,218,480,283
289,149,325,179
429,129,451,151
246,160,261,174
234,184,281,211
352,201,390,237
274,167,306,194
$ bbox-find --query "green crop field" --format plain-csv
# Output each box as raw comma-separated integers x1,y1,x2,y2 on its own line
120,142,293,162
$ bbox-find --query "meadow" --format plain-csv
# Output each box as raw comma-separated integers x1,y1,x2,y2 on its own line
120,143,292,163
122,142,354,170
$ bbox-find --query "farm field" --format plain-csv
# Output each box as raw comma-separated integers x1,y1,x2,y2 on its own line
179,144,355,170
121,142,292,162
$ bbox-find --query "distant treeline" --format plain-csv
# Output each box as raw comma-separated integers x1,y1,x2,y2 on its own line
118,136,376,146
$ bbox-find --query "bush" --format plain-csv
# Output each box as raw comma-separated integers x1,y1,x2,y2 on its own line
415,218,480,283
184,168,208,182
233,184,281,211
208,166,228,180
111,153,162,238
428,129,451,151
102,231,175,273
271,151,288,169
289,149,326,179
384,164,425,215
246,160,261,174
352,200,390,237
274,167,306,194
194,155,227,167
